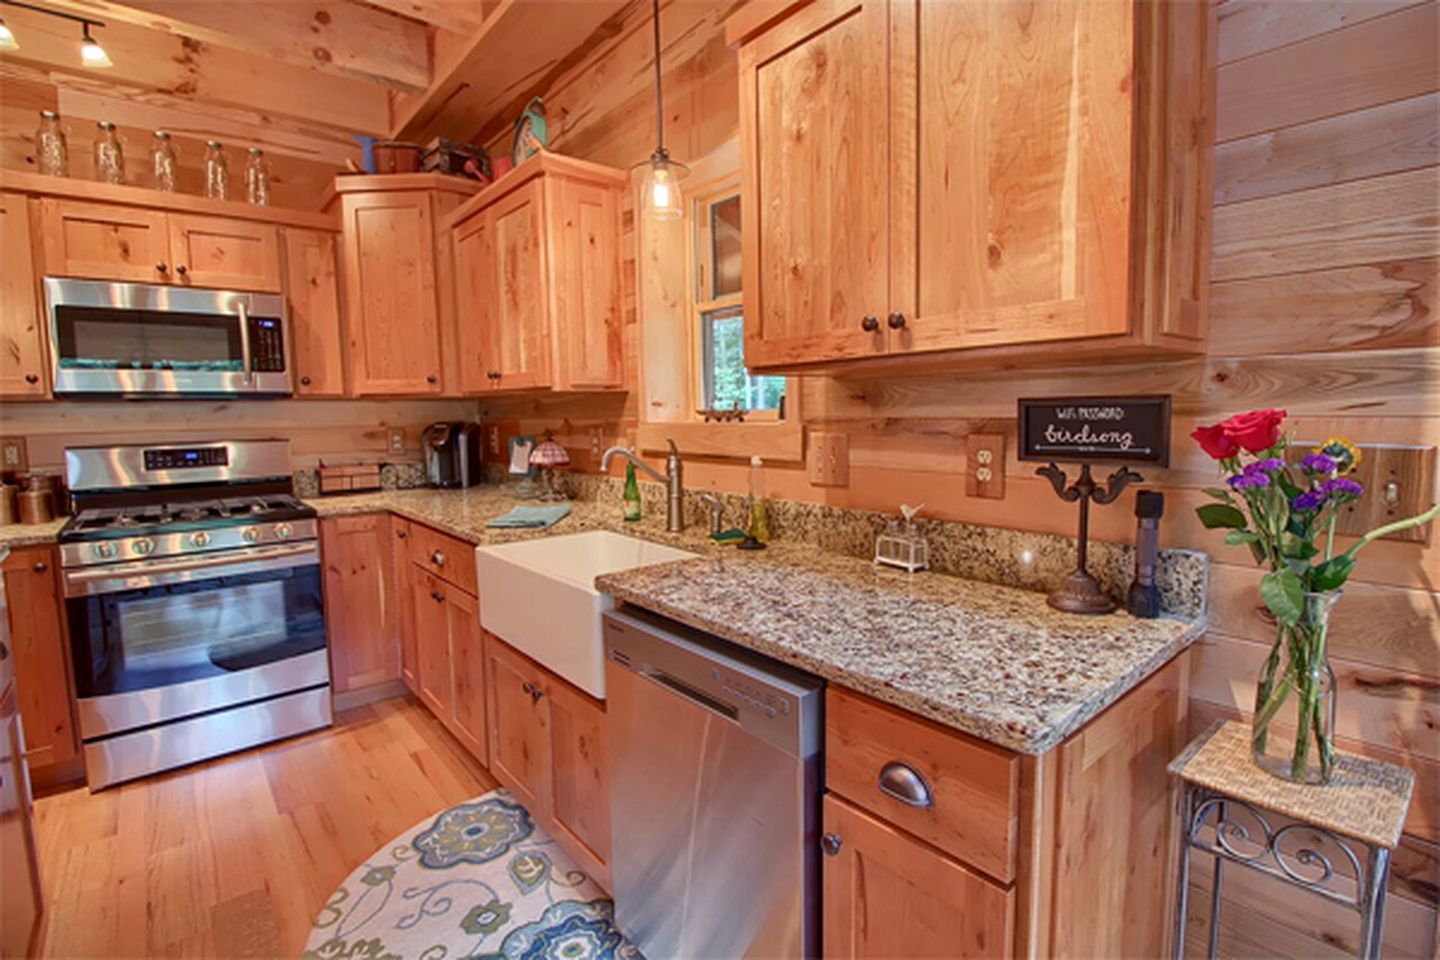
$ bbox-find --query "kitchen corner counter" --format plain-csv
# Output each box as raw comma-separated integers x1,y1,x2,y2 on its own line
0,518,69,549
596,550,1205,755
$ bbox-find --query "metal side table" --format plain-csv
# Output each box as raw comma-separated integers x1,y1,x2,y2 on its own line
1169,721,1414,959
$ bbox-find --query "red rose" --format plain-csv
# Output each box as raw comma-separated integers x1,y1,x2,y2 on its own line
1191,423,1240,460
1221,408,1287,454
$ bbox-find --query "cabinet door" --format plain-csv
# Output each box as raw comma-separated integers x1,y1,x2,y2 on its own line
485,634,550,813
167,214,282,292
282,228,346,396
487,180,551,390
1,547,77,771
823,795,1014,958
320,515,399,693
412,570,453,718
0,194,48,398
738,0,891,368
340,191,444,395
392,521,418,693
548,177,622,389
0,684,43,960
452,210,494,394
447,587,488,763
39,198,170,283
546,676,610,886
892,0,1133,352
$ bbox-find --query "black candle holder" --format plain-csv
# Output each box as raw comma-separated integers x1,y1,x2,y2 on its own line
1036,461,1144,614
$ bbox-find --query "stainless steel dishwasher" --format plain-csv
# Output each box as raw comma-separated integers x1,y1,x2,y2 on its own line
604,607,823,959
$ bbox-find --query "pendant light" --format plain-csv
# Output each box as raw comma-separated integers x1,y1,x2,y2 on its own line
80,23,111,68
0,2,112,66
0,17,18,52
637,0,687,221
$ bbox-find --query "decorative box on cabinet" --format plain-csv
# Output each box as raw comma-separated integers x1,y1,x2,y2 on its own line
729,0,1215,372
449,152,626,393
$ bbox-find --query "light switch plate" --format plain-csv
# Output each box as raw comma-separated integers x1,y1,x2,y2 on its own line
808,431,849,487
1,437,27,475
1314,443,1435,544
966,433,1005,499
387,428,406,455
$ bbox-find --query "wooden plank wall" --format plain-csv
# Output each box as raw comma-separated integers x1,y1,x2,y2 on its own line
479,1,1439,955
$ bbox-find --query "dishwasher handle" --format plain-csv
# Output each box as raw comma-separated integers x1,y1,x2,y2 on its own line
638,666,740,722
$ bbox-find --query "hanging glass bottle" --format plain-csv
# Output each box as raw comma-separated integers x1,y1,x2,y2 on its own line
36,110,69,178
92,120,124,185
244,147,270,206
203,140,229,200
150,131,178,192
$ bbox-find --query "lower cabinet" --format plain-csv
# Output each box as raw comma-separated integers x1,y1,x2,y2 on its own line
411,567,489,763
320,514,400,694
485,631,611,888
822,794,1013,958
1,546,78,773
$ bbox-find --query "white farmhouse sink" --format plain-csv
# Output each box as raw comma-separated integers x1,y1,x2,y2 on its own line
475,531,697,699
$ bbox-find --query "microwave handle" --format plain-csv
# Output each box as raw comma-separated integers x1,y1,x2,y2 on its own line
237,301,253,385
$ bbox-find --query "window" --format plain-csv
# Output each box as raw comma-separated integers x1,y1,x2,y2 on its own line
695,190,785,418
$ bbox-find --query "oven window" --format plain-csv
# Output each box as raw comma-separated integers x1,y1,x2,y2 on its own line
67,566,325,698
54,306,244,372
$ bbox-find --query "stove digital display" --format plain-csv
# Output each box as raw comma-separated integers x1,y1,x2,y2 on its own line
144,447,230,471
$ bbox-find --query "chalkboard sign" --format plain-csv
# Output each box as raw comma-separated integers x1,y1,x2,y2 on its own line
1018,395,1171,467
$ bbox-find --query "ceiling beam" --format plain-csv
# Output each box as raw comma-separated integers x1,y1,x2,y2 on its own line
358,0,489,34
27,0,430,92
0,3,390,134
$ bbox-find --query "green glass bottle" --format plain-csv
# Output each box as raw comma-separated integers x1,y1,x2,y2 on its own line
623,461,642,522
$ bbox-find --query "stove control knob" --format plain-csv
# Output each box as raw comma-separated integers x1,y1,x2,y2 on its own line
190,531,211,548
93,542,117,560
131,538,155,557
274,523,293,540
242,527,262,544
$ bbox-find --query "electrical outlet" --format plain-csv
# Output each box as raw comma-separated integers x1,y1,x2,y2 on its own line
808,432,849,487
590,427,604,459
488,426,502,456
1,437,27,475
966,433,1005,499
387,428,406,455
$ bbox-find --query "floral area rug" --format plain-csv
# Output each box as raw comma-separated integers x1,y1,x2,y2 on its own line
303,789,640,959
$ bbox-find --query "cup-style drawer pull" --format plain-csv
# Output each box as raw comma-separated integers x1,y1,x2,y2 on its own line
430,550,446,566
878,761,934,808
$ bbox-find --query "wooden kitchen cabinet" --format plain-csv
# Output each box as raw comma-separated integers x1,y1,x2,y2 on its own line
392,520,419,692
450,152,626,393
485,634,551,814
732,0,1214,371
283,228,347,396
823,794,1013,958
412,570,454,717
320,514,399,694
165,214,281,292
1,547,78,773
545,676,611,886
0,193,48,399
446,586,488,762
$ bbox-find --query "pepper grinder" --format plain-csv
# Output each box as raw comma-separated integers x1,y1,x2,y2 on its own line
1127,490,1164,618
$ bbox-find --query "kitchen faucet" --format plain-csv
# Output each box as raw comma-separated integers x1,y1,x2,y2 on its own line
600,440,685,533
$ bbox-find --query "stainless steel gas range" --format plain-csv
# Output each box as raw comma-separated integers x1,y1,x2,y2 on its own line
58,440,331,789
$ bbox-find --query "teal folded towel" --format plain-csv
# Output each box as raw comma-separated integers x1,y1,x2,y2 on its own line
486,504,573,529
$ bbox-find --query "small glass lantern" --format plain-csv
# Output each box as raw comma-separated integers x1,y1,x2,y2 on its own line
874,503,930,573
528,431,571,501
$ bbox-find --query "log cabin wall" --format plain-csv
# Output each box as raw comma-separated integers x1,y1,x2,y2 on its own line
478,1,1439,954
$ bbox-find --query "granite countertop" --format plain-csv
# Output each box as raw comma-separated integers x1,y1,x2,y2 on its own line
0,517,69,549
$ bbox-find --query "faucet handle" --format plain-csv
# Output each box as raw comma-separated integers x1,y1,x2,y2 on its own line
666,438,680,458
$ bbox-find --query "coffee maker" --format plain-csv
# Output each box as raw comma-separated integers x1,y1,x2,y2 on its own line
421,422,483,488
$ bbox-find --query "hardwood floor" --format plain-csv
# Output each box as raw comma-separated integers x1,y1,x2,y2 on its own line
30,696,498,959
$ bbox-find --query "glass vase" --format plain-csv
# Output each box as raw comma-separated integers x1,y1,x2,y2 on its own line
1251,590,1340,784
204,140,229,200
151,131,178,192
36,110,69,177
92,121,125,185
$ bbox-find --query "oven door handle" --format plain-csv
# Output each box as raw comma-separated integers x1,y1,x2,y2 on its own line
237,301,253,386
64,542,318,597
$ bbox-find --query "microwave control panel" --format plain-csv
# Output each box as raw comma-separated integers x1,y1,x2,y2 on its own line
249,316,287,372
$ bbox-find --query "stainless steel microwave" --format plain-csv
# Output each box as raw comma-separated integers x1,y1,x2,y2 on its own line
43,278,292,398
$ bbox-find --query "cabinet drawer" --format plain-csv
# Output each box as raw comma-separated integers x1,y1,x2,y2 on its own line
826,686,1019,882
408,522,477,591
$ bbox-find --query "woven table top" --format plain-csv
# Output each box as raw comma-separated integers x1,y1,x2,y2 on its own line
1169,720,1415,849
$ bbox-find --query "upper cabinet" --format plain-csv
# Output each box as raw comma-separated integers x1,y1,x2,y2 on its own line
328,174,479,397
0,193,48,398
283,228,346,397
166,214,282,292
732,0,1215,372
450,153,627,394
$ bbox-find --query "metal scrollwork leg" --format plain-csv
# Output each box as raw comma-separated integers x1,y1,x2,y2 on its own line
1207,800,1225,960
1358,845,1391,960
1173,784,1194,959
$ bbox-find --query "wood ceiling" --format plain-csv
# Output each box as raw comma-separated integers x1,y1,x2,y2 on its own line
0,0,634,167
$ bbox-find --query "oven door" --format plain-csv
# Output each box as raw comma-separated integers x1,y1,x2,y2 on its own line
64,544,327,740
44,278,290,397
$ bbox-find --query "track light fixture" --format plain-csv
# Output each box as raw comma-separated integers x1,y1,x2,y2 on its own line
0,1,113,67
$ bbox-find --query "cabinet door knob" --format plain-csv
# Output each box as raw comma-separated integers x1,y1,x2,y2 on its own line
175,264,188,276
299,376,312,386
860,314,879,333
530,686,544,703
24,373,38,384
430,589,445,603
431,550,446,567
887,311,907,330
522,681,535,695
877,761,934,808
821,833,843,857
32,561,47,573
156,261,168,273
426,374,438,384
396,530,408,539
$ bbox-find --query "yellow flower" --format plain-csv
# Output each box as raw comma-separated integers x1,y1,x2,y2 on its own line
1315,436,1362,475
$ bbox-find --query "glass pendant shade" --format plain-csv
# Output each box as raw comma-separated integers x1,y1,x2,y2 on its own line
642,154,688,222
0,19,19,52
80,27,111,68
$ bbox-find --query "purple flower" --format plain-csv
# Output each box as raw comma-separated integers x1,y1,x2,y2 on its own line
1301,453,1337,475
1321,477,1364,500
1293,489,1327,512
1228,468,1271,491
1253,458,1286,474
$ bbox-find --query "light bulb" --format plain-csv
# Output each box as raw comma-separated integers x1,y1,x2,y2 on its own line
0,19,18,52
643,159,683,221
80,28,111,68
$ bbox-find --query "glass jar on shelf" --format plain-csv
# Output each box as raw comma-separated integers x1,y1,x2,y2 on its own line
36,110,69,177
150,130,178,192
203,140,229,200
92,121,125,184
243,147,270,206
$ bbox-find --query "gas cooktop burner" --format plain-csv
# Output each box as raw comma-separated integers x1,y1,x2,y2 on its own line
62,493,313,542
